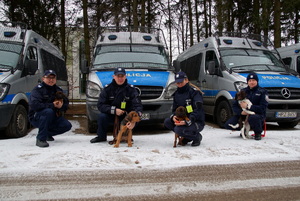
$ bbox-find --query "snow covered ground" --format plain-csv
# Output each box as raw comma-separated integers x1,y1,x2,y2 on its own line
0,120,299,174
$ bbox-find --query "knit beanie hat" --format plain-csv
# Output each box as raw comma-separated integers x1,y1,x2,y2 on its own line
247,72,258,82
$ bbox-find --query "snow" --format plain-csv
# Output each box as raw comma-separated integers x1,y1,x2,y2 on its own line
0,120,299,174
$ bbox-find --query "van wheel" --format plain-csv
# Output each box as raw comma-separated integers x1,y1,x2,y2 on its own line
277,121,299,128
88,118,97,133
5,105,28,138
215,100,232,128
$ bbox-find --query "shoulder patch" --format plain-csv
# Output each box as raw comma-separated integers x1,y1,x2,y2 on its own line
37,84,43,88
105,84,109,88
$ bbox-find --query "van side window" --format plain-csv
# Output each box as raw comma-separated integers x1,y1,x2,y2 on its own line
205,51,219,74
180,53,202,81
26,47,37,61
297,56,300,73
40,49,68,81
282,57,292,66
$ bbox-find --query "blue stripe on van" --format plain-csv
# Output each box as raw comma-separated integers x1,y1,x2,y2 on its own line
202,89,236,98
1,92,31,104
239,73,300,88
95,71,170,87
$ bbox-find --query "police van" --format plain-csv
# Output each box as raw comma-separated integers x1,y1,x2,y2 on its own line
174,32,300,128
0,21,68,137
79,26,175,133
277,43,300,75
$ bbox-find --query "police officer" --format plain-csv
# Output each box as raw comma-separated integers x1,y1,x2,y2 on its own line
90,67,143,143
164,71,205,146
29,70,72,148
224,72,268,140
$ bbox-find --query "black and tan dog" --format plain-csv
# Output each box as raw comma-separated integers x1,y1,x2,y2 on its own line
114,111,141,148
173,106,189,147
54,91,66,117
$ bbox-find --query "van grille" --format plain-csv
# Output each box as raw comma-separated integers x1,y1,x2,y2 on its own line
135,86,163,100
265,87,300,100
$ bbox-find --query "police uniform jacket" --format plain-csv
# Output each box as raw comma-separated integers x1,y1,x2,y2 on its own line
97,79,143,115
172,83,205,127
29,82,69,120
232,84,268,118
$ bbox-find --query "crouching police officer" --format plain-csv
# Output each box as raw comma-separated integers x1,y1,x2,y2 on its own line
90,67,143,143
164,71,205,146
29,70,72,148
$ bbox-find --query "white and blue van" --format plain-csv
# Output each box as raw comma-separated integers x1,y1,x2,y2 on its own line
80,26,176,133
277,43,300,75
0,21,68,137
174,32,300,128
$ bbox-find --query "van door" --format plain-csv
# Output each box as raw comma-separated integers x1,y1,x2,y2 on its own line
24,46,39,94
200,50,220,106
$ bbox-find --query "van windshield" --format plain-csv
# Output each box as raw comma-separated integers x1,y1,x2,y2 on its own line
220,48,286,72
92,44,170,69
0,42,22,71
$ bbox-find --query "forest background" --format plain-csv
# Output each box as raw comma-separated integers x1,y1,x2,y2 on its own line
1,0,299,70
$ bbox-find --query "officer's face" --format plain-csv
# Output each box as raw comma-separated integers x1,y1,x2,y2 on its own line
248,79,258,89
113,74,126,85
43,75,57,86
176,78,189,88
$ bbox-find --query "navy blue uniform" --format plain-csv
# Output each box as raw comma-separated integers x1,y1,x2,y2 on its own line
224,85,268,134
29,82,72,141
164,83,205,141
96,79,143,140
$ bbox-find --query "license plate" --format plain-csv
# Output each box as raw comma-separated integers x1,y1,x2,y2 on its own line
141,113,150,120
275,112,297,118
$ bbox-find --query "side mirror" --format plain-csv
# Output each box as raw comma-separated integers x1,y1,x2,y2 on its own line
173,60,180,72
24,59,38,75
80,59,89,74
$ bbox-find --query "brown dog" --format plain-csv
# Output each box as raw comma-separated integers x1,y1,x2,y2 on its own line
54,91,66,117
173,106,189,147
114,111,141,148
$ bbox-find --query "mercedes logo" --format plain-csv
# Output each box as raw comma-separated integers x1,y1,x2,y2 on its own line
281,88,291,99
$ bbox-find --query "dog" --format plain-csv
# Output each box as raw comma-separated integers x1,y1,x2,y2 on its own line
229,91,255,139
54,91,66,117
173,106,189,147
114,111,141,148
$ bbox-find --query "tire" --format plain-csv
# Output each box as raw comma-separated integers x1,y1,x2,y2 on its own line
215,100,233,128
88,118,97,133
5,104,28,138
277,121,299,128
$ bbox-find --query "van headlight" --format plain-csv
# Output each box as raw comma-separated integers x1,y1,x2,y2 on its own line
164,82,177,99
0,83,10,101
86,81,101,98
234,81,248,91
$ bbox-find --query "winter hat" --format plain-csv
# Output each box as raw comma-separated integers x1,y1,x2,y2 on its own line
175,71,187,83
247,72,258,82
114,67,126,75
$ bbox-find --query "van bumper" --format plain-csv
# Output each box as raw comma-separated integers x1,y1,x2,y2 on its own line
86,100,173,123
0,104,15,129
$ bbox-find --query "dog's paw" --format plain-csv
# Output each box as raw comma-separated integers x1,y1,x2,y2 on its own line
114,145,119,148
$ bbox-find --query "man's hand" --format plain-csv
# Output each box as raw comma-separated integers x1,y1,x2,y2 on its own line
53,100,63,109
173,116,186,126
116,108,125,116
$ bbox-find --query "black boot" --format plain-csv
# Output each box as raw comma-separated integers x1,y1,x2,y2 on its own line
254,133,261,140
191,133,202,146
